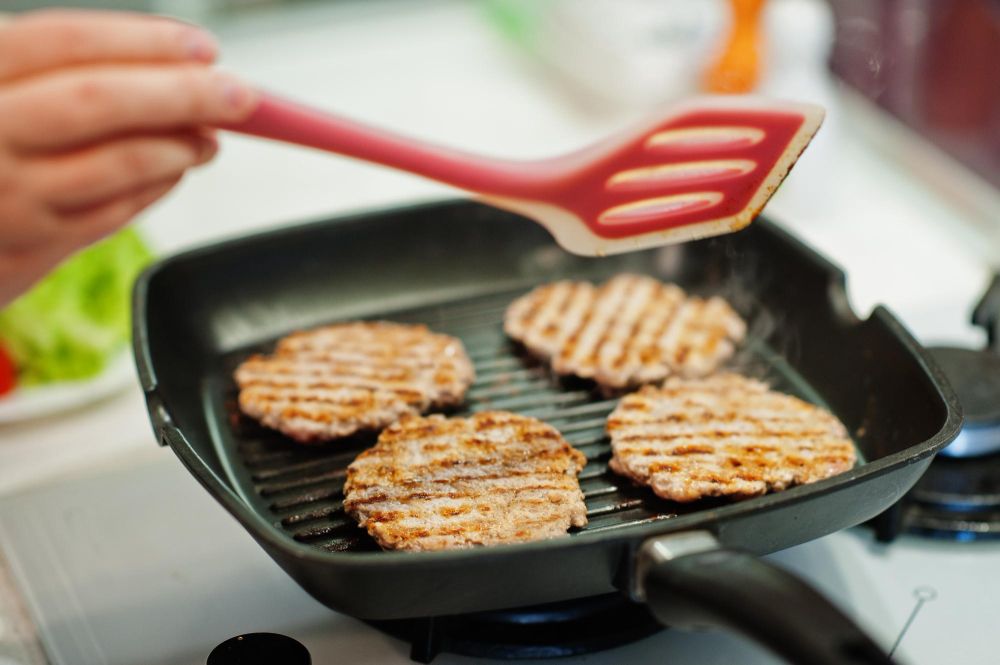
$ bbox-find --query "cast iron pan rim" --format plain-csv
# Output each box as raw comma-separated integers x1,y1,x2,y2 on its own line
133,199,963,566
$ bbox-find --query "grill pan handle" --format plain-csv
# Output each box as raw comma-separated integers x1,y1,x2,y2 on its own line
635,532,893,665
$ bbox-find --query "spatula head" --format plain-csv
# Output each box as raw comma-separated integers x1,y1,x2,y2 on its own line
489,97,824,256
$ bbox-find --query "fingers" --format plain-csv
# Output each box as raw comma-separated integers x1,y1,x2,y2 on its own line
1,167,183,306
1,63,256,152
0,10,217,82
60,175,182,246
30,131,217,212
0,174,169,305
0,240,80,309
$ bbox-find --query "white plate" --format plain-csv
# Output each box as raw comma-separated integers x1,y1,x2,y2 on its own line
0,352,136,424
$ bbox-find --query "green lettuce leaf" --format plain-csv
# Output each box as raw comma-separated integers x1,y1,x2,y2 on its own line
0,228,154,385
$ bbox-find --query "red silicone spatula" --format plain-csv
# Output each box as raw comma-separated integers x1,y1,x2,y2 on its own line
222,94,822,256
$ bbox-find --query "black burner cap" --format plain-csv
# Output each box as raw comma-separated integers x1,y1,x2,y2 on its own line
208,633,311,665
929,347,1000,457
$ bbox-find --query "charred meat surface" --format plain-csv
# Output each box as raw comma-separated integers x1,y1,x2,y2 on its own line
504,274,746,391
607,374,856,502
344,411,588,551
234,322,474,443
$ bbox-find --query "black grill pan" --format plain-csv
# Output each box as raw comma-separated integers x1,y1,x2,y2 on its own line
134,200,961,664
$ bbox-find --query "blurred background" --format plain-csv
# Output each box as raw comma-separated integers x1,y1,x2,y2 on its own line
0,0,994,241
4,0,996,183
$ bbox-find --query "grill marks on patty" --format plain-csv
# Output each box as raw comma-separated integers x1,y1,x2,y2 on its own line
344,411,588,551
234,322,474,443
503,274,746,391
607,374,856,502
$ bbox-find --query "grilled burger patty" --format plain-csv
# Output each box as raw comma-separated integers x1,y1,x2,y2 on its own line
344,411,588,551
504,274,746,391
607,374,856,502
234,322,474,443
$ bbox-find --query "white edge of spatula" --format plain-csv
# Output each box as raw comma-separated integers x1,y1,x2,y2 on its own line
484,97,825,257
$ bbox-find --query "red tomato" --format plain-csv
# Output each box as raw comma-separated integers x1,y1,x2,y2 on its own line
0,343,16,396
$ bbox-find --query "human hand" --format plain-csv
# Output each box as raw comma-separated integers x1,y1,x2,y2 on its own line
0,10,259,307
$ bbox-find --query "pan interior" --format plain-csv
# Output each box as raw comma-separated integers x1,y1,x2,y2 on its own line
200,283,862,555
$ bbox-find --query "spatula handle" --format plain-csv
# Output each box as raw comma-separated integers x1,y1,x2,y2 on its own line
220,92,535,195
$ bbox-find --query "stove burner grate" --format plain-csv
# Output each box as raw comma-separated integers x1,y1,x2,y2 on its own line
368,593,663,663
873,274,1000,541
902,452,1000,541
